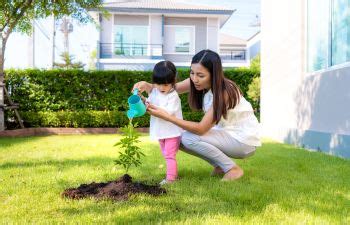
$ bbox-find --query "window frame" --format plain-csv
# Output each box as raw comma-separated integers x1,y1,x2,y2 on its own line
112,25,150,56
163,25,196,55
306,0,350,73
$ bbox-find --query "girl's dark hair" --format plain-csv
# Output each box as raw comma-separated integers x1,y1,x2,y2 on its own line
152,61,177,85
189,49,242,124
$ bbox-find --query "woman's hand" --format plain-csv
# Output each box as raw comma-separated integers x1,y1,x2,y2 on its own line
132,81,153,94
147,104,171,120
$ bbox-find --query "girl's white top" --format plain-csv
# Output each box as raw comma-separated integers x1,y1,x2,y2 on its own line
148,88,183,140
203,89,261,146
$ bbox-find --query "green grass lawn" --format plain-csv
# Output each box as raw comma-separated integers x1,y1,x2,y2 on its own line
0,134,349,224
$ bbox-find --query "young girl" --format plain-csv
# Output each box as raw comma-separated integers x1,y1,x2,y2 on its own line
145,61,183,185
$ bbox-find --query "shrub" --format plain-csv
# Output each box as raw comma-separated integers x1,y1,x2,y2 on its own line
247,76,260,118
4,68,259,128
16,111,204,128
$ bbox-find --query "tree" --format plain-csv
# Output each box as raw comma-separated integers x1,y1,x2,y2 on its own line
0,0,103,131
54,51,85,69
250,54,260,71
114,122,145,174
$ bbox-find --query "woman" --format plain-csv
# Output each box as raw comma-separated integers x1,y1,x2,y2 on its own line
133,50,261,181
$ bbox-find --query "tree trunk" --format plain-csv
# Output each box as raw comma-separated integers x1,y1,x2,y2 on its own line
0,35,7,131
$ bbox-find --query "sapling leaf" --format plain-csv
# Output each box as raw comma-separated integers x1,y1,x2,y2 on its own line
114,120,144,174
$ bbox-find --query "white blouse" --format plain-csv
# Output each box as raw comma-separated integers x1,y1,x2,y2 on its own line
203,89,261,146
147,88,183,140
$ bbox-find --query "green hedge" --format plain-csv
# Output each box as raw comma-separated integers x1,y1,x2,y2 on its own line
4,68,259,128
17,111,203,128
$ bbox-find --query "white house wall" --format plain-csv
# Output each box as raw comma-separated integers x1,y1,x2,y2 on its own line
207,18,219,52
5,33,30,69
149,15,163,57
163,17,207,63
261,0,350,158
100,14,113,44
5,17,54,69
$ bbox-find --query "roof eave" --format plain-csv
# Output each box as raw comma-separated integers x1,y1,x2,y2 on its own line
96,7,235,15
219,9,236,28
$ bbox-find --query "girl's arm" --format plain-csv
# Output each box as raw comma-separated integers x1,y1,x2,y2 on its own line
132,81,153,94
147,104,215,135
132,78,191,95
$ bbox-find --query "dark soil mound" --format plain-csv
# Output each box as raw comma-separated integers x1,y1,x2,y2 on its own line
62,174,166,201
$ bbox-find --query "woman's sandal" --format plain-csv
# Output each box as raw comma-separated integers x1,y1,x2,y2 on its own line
211,166,225,176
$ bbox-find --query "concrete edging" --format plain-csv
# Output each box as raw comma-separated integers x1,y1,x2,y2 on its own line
0,127,150,137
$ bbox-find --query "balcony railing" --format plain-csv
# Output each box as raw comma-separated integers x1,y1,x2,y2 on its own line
99,42,163,59
98,42,247,62
220,49,246,61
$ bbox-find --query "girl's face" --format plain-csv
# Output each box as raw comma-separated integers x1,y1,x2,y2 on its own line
190,63,211,91
155,83,173,94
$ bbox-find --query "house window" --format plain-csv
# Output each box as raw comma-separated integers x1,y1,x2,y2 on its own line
307,0,350,72
114,26,148,56
164,26,195,54
307,0,329,72
332,0,350,65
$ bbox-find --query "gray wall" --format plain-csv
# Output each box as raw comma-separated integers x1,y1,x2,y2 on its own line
261,0,350,158
114,15,149,25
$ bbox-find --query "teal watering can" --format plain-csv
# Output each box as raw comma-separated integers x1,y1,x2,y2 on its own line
126,89,146,119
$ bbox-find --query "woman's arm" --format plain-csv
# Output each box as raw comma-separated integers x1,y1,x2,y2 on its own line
174,78,190,94
147,104,215,135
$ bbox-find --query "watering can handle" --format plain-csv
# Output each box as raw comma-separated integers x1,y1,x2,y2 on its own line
133,88,138,96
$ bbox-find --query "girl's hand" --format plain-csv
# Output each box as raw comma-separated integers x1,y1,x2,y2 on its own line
147,104,170,120
140,94,147,103
132,81,152,94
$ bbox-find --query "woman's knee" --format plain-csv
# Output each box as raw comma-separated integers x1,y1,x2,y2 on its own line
181,132,200,148
235,148,256,159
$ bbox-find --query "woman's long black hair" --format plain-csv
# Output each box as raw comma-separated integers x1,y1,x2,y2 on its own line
189,49,241,124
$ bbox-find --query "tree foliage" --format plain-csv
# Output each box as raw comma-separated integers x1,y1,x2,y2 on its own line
114,122,145,174
0,0,103,36
54,52,85,69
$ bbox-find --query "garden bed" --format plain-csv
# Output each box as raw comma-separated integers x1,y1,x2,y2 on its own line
62,174,166,201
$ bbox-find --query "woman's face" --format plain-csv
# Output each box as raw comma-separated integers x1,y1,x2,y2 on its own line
190,63,211,91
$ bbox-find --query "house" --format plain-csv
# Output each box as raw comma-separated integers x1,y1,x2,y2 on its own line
93,0,244,70
219,33,249,66
261,0,350,158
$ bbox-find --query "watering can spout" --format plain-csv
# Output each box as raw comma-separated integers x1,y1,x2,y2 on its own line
127,109,137,119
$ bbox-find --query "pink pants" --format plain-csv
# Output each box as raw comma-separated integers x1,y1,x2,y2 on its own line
158,136,181,181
